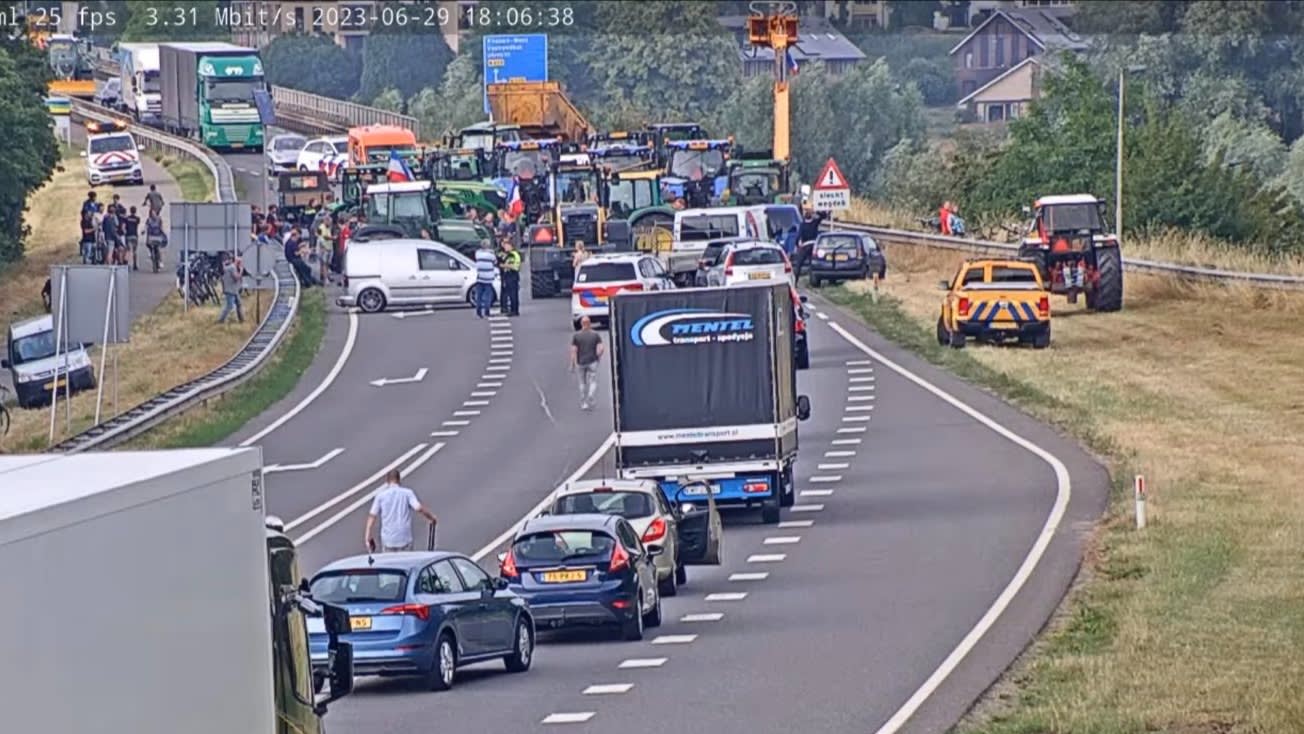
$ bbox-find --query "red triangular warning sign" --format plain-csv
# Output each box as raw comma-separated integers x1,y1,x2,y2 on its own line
813,158,849,190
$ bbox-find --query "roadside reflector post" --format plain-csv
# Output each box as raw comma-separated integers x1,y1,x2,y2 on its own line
1134,475,1147,529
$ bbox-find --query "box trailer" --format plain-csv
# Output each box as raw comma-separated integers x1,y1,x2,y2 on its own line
159,42,265,151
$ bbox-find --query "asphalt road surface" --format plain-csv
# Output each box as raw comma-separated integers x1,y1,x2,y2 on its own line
224,257,1109,734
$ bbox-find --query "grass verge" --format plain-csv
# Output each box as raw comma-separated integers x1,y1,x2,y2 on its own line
823,246,1304,733
1,153,84,324
154,154,215,202
122,288,326,449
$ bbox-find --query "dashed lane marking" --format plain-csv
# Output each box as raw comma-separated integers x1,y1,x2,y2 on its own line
843,415,872,423
618,658,668,669
849,376,875,383
453,410,481,417
778,520,814,528
651,635,698,645
443,420,471,426
542,713,595,725
850,385,875,391
847,405,874,412
489,358,513,364
582,684,633,695
848,395,874,402
802,489,835,497
477,382,503,388
681,612,725,622
764,536,801,545
471,391,497,397
816,312,829,320
705,592,748,602
825,450,856,457
847,368,874,375
481,374,504,380
464,400,490,407
430,430,458,437
729,572,770,581
789,505,825,513
487,365,510,372
818,463,850,470
491,351,514,357
832,438,862,445
837,426,868,434
748,553,787,562
846,359,872,366
809,475,842,483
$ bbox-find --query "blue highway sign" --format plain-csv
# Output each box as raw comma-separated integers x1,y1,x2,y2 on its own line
483,34,549,114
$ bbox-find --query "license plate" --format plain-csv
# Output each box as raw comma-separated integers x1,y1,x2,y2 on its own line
835,254,850,261
748,272,771,280
349,616,372,631
541,570,587,583
993,322,1017,330
43,378,67,391
681,483,722,496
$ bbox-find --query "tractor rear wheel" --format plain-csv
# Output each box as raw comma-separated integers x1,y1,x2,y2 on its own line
1091,247,1123,312
1018,247,1048,284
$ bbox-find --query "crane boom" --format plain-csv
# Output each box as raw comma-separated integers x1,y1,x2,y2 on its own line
747,2,799,164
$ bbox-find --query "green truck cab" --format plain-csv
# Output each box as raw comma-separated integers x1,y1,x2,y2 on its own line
159,42,266,152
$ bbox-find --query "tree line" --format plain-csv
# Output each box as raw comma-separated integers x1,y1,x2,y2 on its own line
0,37,61,268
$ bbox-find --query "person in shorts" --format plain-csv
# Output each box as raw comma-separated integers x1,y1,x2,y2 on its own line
364,470,438,553
569,316,605,411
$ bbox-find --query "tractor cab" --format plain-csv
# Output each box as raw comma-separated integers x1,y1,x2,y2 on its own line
361,181,441,238
495,140,561,223
663,139,734,207
587,130,654,150
589,142,657,174
275,171,332,226
646,122,707,167
606,169,663,220
450,122,523,153
426,147,490,182
727,150,793,205
1017,194,1123,312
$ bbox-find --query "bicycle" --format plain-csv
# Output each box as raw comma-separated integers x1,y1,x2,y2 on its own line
176,251,224,306
1,384,12,437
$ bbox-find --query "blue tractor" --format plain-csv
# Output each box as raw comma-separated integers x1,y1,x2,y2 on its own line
661,139,734,208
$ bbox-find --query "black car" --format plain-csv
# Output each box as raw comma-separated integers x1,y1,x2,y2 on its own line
808,231,887,287
500,514,663,641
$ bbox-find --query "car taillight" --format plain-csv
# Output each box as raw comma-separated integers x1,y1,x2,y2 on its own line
958,297,971,316
380,603,430,621
622,283,644,292
500,549,519,579
642,517,667,544
608,543,630,573
1038,295,1050,317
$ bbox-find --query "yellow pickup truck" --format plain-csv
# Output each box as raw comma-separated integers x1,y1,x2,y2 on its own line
937,259,1051,349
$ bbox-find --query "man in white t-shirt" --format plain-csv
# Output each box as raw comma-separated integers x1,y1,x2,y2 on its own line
364,469,438,552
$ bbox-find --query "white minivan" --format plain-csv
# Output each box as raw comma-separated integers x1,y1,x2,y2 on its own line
3,315,96,409
337,239,500,314
664,205,768,285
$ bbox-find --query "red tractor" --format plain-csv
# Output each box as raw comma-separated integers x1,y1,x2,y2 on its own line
1017,194,1123,312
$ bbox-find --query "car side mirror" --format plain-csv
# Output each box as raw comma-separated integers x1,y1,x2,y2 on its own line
938,280,951,291
299,577,311,594
648,546,665,557
324,641,354,704
796,395,811,421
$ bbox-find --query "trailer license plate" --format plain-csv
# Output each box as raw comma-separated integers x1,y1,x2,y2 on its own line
748,272,771,280
542,570,587,583
349,617,372,631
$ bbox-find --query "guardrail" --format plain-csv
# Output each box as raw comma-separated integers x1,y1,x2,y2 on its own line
51,101,300,452
833,221,1304,291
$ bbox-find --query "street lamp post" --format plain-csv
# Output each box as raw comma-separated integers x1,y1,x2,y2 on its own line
1116,65,1146,241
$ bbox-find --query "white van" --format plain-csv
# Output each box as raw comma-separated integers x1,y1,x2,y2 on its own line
664,205,768,284
3,315,96,409
337,239,500,314
82,120,144,187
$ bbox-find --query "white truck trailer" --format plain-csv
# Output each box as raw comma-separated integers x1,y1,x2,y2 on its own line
0,448,354,734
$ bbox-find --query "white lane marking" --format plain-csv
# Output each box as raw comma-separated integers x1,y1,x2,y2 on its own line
264,447,345,473
809,475,841,483
490,328,512,335
843,415,871,423
240,310,358,446
453,410,481,416
583,684,633,695
849,376,875,383
850,385,875,391
481,374,504,380
618,658,667,669
473,435,617,561
542,713,595,725
295,443,446,543
464,400,490,407
847,405,874,412
816,312,829,320
825,451,856,457
789,505,825,513
681,612,724,622
369,367,428,387
778,520,814,528
748,554,787,562
488,316,509,322
286,444,426,530
846,359,872,366
837,426,867,434
488,358,513,364
651,634,698,645
491,350,514,357
471,390,498,397
705,592,748,601
832,438,862,445
477,382,503,388
486,364,510,371
818,463,850,470
391,310,436,320
729,572,769,581
764,536,801,545
849,395,874,402
827,320,1073,734
430,430,459,437
802,489,835,497
847,368,874,375
443,420,471,426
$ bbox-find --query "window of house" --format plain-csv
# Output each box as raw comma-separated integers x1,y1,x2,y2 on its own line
965,51,974,69
994,34,1005,67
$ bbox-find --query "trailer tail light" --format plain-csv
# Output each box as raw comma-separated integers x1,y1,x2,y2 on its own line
380,603,430,622
1038,295,1050,318
499,549,519,579
608,543,630,573
743,480,769,494
642,517,667,544
958,298,971,316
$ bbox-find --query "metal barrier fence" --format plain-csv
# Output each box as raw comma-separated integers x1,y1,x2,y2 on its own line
833,221,1304,291
50,101,300,452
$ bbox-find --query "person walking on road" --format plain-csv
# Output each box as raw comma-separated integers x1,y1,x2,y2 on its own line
498,239,521,316
473,240,498,318
365,469,438,553
123,206,141,270
217,254,245,324
144,184,164,218
570,316,605,411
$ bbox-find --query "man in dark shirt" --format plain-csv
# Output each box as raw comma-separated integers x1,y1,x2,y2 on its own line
283,229,316,287
123,206,141,270
569,316,605,411
794,208,827,280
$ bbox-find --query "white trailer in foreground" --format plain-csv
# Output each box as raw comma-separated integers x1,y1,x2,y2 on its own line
0,448,353,734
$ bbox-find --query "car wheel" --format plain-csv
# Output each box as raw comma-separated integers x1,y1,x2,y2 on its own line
810,275,822,288
621,593,645,641
936,317,948,346
658,562,679,597
644,587,663,628
358,288,386,313
503,617,534,673
427,632,456,691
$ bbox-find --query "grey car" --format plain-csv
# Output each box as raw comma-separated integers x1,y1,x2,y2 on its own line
266,134,308,176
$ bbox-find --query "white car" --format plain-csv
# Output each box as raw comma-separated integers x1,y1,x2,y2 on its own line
570,253,675,330
336,239,500,314
295,136,348,178
545,480,686,596
713,242,793,287
265,133,307,175
82,121,143,186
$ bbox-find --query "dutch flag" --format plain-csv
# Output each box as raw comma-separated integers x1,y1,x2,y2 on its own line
387,149,414,182
786,49,799,76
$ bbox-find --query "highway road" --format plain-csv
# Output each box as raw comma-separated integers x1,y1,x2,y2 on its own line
221,235,1109,734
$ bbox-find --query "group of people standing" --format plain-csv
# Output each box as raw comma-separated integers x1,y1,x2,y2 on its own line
471,237,522,318
78,186,167,271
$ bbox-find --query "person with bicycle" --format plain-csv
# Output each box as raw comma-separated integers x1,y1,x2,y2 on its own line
144,210,167,273
364,469,438,553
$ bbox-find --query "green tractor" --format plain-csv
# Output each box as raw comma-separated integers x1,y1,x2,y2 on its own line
338,165,494,253
726,150,797,205
422,147,509,217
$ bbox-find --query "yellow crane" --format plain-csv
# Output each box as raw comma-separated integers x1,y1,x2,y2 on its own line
747,1,799,164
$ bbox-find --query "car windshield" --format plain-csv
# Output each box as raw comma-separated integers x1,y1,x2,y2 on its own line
598,154,646,172
670,149,725,179
368,191,428,219
502,150,551,178
767,206,799,235
577,262,636,282
557,170,597,203
990,266,1040,285
204,79,259,103
310,570,408,603
512,531,616,563
366,146,418,164
680,215,738,241
141,69,160,93
730,247,784,266
331,140,349,154
555,491,655,520
274,136,306,151
89,135,134,154
11,331,57,365
440,154,483,180
701,243,727,265
1044,203,1104,232
818,235,859,250
735,171,778,198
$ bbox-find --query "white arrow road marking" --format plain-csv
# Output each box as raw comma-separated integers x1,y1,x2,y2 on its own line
264,448,345,473
370,367,428,387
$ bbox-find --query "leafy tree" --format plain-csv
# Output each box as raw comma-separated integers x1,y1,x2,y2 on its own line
120,1,228,42
899,57,953,106
885,1,942,29
1072,0,1187,34
359,26,453,104
409,53,485,139
0,44,60,267
1201,112,1286,182
371,88,403,113
263,34,361,100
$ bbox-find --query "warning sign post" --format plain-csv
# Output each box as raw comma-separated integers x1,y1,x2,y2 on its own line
811,157,851,213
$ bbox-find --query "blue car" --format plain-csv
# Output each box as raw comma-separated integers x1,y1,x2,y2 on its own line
500,514,664,641
307,551,534,691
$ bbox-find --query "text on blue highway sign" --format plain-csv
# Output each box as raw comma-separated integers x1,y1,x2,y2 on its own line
483,34,549,114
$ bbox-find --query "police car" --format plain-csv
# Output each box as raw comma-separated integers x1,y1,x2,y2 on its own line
82,120,144,187
570,253,675,330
